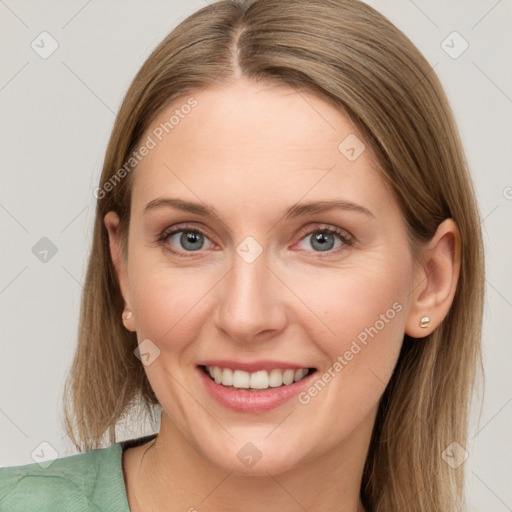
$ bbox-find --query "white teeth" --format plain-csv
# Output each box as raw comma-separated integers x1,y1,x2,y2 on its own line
205,366,310,390
212,366,222,384
268,369,283,387
249,370,269,389
232,369,250,388
282,369,295,385
294,368,308,382
222,368,233,386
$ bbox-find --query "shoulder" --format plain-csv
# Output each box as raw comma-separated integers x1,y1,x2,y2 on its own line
0,442,130,512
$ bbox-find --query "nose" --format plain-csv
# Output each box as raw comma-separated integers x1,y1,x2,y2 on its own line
213,249,288,343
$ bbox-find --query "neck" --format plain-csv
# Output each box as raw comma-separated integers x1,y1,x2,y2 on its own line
126,410,375,512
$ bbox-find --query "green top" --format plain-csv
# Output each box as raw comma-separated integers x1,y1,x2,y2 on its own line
0,433,157,512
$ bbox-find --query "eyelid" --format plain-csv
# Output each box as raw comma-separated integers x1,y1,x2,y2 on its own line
158,221,354,256
159,222,215,242
290,223,354,257
158,222,217,257
293,223,353,245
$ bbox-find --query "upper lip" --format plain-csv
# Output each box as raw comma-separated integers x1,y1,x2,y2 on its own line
197,359,314,373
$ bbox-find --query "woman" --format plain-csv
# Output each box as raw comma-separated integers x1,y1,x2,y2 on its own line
0,0,484,511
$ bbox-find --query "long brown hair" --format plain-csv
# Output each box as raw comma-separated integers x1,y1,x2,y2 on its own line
62,1,485,510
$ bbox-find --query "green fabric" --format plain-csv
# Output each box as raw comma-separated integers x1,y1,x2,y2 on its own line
0,435,155,512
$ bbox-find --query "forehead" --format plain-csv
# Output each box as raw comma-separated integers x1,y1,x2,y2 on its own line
130,79,391,215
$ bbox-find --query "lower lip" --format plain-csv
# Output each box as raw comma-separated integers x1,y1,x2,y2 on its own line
197,366,316,413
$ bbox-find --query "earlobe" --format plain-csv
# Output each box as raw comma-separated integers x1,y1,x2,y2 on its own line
405,218,461,339
122,309,136,332
104,211,136,332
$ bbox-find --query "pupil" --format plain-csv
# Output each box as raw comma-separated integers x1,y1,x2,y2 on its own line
181,231,203,251
312,232,334,251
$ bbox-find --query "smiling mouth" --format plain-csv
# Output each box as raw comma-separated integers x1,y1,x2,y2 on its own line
200,365,316,391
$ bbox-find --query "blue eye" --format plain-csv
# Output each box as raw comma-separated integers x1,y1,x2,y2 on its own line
164,229,214,253
297,229,348,252
159,223,352,258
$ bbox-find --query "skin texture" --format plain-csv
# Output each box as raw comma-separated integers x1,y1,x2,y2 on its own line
105,78,461,512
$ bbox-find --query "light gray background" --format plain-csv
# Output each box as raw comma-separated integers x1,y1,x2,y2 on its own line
1,1,511,510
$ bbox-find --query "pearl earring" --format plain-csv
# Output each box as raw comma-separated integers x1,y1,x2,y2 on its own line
419,316,430,328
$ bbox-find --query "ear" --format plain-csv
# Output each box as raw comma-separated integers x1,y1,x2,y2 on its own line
405,218,461,339
104,211,136,332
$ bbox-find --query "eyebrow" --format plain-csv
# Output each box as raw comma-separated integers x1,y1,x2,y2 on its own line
144,198,375,219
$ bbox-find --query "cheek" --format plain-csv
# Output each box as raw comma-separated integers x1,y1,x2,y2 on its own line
288,258,411,428
127,251,216,349
290,257,410,385
283,284,405,458
336,274,406,347
295,261,408,340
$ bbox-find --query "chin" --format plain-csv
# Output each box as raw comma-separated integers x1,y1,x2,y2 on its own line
198,435,309,477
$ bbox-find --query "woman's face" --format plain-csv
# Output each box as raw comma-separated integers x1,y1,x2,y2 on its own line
110,79,419,475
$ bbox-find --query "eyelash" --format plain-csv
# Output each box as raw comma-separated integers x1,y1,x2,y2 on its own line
157,223,353,258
